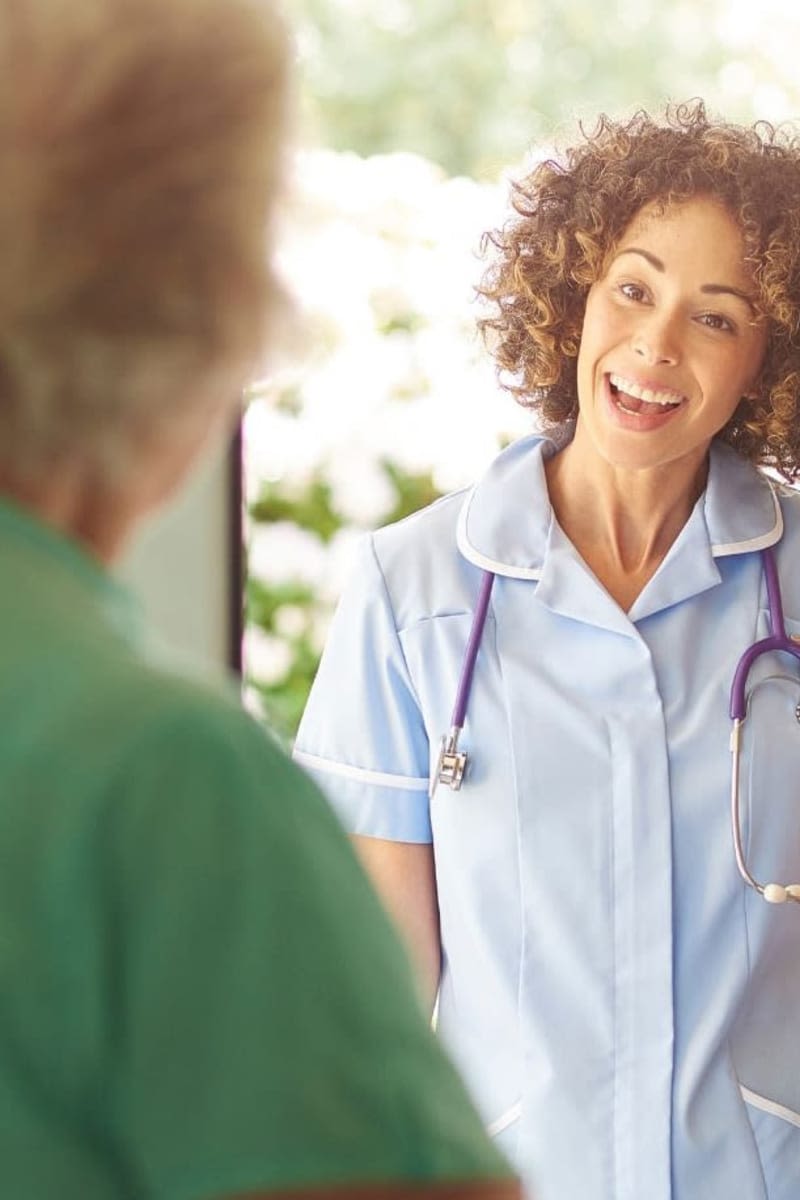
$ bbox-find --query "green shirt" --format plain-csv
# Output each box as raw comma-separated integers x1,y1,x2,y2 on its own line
0,498,510,1199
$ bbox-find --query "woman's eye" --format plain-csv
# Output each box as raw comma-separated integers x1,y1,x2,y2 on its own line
618,282,647,302
698,312,735,333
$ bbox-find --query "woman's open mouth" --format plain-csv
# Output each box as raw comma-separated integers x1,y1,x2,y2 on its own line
608,372,686,417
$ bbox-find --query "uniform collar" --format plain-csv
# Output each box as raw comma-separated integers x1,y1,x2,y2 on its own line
457,434,782,627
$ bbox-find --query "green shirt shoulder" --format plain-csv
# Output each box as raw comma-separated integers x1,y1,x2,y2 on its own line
0,629,509,1197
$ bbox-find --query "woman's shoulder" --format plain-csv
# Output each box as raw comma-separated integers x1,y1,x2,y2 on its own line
358,487,477,628
371,434,548,573
372,484,469,563
359,435,549,626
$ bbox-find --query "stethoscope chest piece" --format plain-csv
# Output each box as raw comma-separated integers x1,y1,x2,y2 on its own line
430,727,468,798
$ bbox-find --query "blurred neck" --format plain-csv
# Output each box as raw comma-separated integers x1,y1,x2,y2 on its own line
0,465,136,564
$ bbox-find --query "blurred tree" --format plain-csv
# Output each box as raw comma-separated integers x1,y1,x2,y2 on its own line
288,0,788,178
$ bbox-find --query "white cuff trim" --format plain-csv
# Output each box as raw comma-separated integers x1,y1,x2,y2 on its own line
293,749,429,792
741,1084,800,1129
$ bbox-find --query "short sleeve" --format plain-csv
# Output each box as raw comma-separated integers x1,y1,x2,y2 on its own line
294,534,433,843
102,701,509,1198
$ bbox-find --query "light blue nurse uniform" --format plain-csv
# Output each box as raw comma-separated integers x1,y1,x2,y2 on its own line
295,433,800,1200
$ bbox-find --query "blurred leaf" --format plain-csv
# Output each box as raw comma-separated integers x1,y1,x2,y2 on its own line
250,477,343,542
381,460,442,524
246,578,315,633
375,311,427,336
252,636,323,742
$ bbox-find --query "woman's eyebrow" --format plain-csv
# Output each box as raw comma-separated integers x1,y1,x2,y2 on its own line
614,247,757,311
615,247,664,271
700,282,757,311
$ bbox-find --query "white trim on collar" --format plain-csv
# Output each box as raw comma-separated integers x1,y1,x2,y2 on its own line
456,492,543,580
711,484,783,557
456,435,786,577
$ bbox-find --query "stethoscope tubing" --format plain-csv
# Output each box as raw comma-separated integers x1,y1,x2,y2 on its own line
728,545,800,903
449,570,495,729
729,545,800,720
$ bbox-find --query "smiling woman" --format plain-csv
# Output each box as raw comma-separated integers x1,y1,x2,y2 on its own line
295,101,800,1200
479,101,800,481
547,194,769,610
538,192,769,609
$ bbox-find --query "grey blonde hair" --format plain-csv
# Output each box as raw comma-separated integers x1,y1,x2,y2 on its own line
0,0,289,485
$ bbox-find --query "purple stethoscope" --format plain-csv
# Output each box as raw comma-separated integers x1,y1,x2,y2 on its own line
430,545,800,905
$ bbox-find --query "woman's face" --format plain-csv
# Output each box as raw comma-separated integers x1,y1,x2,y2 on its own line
574,195,768,477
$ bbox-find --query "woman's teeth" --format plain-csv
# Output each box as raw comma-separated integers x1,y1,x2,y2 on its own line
609,373,684,415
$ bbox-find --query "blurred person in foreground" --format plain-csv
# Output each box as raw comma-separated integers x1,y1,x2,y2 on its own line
0,2,520,1198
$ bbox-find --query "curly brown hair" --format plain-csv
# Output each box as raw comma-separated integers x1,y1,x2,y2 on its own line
478,100,800,481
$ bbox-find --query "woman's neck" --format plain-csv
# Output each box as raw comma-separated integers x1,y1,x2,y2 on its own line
543,432,708,612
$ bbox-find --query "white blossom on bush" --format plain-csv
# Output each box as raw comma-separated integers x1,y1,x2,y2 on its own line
242,625,294,687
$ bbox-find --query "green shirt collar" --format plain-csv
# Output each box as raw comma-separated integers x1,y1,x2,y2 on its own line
0,495,142,643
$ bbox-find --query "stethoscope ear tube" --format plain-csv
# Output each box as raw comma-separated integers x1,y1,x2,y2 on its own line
429,571,495,799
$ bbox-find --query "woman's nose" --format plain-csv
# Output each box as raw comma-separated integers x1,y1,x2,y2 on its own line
631,313,681,366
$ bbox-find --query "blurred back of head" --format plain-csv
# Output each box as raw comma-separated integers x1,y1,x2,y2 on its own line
0,0,289,486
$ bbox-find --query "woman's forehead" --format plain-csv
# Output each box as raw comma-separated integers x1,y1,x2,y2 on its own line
609,196,753,284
